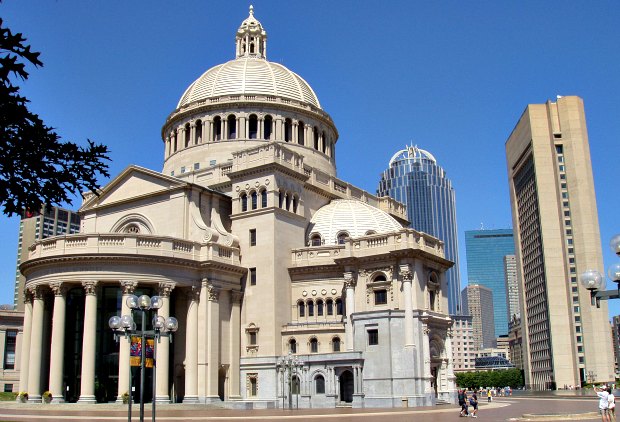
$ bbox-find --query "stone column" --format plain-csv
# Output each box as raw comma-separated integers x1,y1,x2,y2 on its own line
197,279,208,398
116,280,137,402
344,272,356,351
156,282,176,403
78,280,98,403
229,291,242,399
400,265,415,347
222,119,228,140
445,329,456,387
184,286,200,403
27,286,44,402
258,118,264,140
19,290,33,394
205,283,220,401
208,120,213,143
48,282,67,402
292,122,298,143
422,324,432,393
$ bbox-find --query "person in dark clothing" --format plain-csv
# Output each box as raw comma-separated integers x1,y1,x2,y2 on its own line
458,389,469,417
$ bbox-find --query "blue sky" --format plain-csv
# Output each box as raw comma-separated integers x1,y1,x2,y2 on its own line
2,1,619,316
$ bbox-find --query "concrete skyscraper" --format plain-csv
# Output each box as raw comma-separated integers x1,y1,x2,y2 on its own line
504,255,520,320
378,146,462,314
461,284,495,349
464,229,515,336
506,95,614,389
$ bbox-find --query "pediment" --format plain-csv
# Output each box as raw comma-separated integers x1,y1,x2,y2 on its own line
81,165,188,211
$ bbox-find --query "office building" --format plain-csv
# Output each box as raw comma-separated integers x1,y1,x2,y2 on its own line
461,284,495,349
13,206,80,310
378,146,462,315
17,8,456,407
465,229,515,336
451,314,475,372
506,95,614,389
504,255,520,320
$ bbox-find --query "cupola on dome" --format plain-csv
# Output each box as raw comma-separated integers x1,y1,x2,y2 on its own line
307,199,403,245
177,6,321,110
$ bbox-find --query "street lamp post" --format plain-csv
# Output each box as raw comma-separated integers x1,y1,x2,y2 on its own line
109,294,178,422
580,234,620,307
276,353,303,409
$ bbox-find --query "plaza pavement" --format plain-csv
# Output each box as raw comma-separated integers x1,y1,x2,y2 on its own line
0,396,606,422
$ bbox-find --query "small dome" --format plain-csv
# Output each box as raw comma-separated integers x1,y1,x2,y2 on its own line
307,199,403,245
177,58,321,109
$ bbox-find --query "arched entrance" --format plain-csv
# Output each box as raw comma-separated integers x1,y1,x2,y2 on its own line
339,370,354,403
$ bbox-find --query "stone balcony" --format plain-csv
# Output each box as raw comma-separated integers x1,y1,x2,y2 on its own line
27,233,241,266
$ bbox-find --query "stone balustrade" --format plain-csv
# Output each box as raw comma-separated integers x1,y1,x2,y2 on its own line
27,233,240,266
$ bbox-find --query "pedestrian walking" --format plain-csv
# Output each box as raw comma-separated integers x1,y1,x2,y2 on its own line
458,389,469,417
608,387,615,420
487,388,492,402
469,392,478,418
595,385,610,422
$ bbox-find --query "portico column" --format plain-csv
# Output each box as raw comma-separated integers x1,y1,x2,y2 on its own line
205,283,220,400
400,265,415,347
156,282,176,403
116,280,137,402
27,285,44,402
344,271,356,351
229,291,242,399
18,291,33,394
445,329,455,386
184,286,199,403
422,324,432,393
78,280,98,403
48,282,67,403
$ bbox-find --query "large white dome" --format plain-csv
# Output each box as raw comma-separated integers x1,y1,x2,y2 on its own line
177,58,321,109
308,199,403,244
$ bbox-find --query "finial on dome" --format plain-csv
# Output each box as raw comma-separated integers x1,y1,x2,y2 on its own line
236,6,267,59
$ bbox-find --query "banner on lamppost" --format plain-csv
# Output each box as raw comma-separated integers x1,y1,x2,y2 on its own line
130,336,154,367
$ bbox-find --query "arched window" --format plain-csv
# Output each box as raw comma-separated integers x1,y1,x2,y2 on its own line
278,190,284,208
285,193,290,211
264,115,273,140
251,191,258,210
322,131,327,153
292,375,300,394
298,301,305,318
284,118,292,142
227,115,236,139
313,127,319,150
365,230,376,235
261,189,268,208
373,275,387,282
249,42,255,54
337,232,349,245
184,123,190,147
335,298,343,315
317,299,324,316
195,120,202,144
307,300,314,317
289,338,297,354
315,375,325,394
309,338,318,353
311,234,322,246
240,193,248,212
297,121,305,145
292,196,299,214
326,298,333,315
173,132,178,152
213,116,222,141
332,336,341,352
248,114,258,139
429,290,436,311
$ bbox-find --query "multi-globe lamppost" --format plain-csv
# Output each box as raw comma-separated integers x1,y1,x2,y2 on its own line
276,353,303,409
109,294,178,422
580,234,620,307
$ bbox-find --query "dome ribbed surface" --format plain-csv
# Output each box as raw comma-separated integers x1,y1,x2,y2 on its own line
308,199,403,244
177,58,321,109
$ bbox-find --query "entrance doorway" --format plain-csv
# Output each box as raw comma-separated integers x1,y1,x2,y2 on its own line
339,370,354,403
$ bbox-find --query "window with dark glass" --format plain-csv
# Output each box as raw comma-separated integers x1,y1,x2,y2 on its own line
289,339,297,354
213,116,222,141
317,299,324,316
374,289,387,305
332,336,341,352
284,118,292,142
326,299,333,315
297,121,305,145
264,115,273,140
227,115,236,139
368,329,379,345
250,229,256,246
241,193,248,212
311,235,322,246
298,301,305,318
3,330,16,369
307,300,314,317
261,190,267,208
310,338,318,353
249,332,257,345
315,375,325,394
335,298,343,315
195,120,202,143
249,267,257,286
292,376,300,394
248,114,258,139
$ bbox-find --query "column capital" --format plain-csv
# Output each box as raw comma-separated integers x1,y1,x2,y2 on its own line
49,281,68,296
231,291,244,304
82,280,98,296
187,285,200,302
343,271,356,288
158,282,176,298
120,280,137,295
423,325,431,336
400,269,413,282
23,287,34,304
27,284,44,300
207,284,219,302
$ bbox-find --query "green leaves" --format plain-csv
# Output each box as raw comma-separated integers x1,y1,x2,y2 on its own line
0,18,110,216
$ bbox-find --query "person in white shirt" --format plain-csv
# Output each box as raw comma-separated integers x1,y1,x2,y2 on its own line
607,387,615,420
595,385,610,422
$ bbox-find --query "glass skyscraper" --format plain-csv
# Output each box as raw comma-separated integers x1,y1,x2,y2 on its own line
377,145,462,314
464,229,514,336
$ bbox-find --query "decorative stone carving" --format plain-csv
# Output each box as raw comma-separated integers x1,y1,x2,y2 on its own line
49,281,67,296
187,285,201,302
120,280,137,296
27,284,44,300
359,266,393,280
82,280,98,295
158,282,176,298
400,269,413,282
343,272,356,288
207,284,219,302
23,287,34,304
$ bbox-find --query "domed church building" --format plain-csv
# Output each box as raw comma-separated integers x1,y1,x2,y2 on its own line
18,7,455,408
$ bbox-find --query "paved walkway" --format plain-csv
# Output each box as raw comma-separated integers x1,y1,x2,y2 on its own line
0,396,606,421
